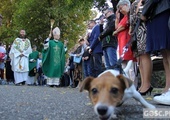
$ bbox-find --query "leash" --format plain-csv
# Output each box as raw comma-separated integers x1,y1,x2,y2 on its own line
109,18,141,74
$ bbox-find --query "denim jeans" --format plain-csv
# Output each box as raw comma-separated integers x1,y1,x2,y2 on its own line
90,53,102,77
83,60,91,78
103,47,117,69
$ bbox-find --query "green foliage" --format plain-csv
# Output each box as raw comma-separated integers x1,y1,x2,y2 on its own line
0,0,93,50
0,0,136,50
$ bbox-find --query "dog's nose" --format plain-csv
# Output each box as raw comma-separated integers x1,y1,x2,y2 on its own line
97,106,108,115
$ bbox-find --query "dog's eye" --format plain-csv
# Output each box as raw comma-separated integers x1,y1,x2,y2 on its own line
110,87,118,94
91,88,98,94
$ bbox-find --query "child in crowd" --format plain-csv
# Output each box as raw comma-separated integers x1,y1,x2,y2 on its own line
37,53,46,86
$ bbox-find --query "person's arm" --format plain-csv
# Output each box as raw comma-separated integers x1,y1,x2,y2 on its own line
64,40,68,53
129,1,139,34
43,33,51,50
90,25,101,51
77,43,88,56
141,0,156,21
99,15,116,40
115,10,120,29
113,15,129,36
113,26,125,35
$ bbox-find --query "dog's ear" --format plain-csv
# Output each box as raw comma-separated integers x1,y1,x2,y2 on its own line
116,74,132,88
79,76,94,92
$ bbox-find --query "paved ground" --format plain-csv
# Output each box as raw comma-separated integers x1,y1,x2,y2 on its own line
0,85,169,120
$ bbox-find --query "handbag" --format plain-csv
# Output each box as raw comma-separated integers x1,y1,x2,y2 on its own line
73,56,82,63
131,39,137,52
130,18,141,52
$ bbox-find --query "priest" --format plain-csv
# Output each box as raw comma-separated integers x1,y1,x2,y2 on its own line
9,30,32,85
42,27,66,87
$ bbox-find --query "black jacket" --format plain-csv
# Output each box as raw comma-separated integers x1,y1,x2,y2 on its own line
99,14,117,49
68,56,75,70
82,49,90,61
142,0,170,20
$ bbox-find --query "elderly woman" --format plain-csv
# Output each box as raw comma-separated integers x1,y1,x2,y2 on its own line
113,0,135,80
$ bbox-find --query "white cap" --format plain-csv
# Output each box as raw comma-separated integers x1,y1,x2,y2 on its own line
53,27,60,36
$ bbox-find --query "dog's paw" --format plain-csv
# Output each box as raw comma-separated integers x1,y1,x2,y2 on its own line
149,105,156,109
148,104,156,109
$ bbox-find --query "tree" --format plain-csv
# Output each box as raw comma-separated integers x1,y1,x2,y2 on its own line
0,0,20,44
0,0,94,50
0,0,135,49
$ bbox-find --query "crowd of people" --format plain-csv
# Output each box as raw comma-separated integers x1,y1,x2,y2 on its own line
66,0,170,106
0,27,67,87
0,0,170,106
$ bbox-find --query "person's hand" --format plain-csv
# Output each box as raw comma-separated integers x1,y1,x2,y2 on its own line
76,54,80,57
89,48,92,54
19,54,24,57
49,33,52,38
86,46,90,50
64,40,68,46
116,10,120,20
140,15,147,21
84,56,89,60
137,0,142,8
112,31,118,36
30,59,36,62
49,30,52,38
129,26,132,35
98,37,101,41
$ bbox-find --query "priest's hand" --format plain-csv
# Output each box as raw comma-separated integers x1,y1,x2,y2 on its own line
64,40,68,46
19,54,24,57
49,32,52,38
89,48,92,54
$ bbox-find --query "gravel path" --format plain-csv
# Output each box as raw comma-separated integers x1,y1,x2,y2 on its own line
0,85,169,120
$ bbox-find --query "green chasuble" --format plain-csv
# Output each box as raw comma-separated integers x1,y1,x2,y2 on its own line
29,51,39,76
42,40,65,78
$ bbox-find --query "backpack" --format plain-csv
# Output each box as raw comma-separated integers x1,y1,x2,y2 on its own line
60,73,70,87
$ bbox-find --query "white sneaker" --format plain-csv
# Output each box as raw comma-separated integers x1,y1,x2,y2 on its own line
153,88,170,105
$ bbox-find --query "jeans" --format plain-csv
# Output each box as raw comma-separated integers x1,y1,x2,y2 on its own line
103,47,117,69
90,53,102,77
83,60,91,78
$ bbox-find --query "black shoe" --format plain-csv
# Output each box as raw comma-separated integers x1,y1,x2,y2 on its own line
33,83,37,86
15,83,22,86
55,85,60,87
71,84,76,88
139,86,153,96
21,81,25,85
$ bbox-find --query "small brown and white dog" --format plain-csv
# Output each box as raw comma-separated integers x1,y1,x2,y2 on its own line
80,63,155,120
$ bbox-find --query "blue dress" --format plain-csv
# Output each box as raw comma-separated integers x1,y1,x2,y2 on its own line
146,10,170,53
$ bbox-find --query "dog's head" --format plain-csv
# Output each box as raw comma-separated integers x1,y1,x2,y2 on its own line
80,72,131,120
